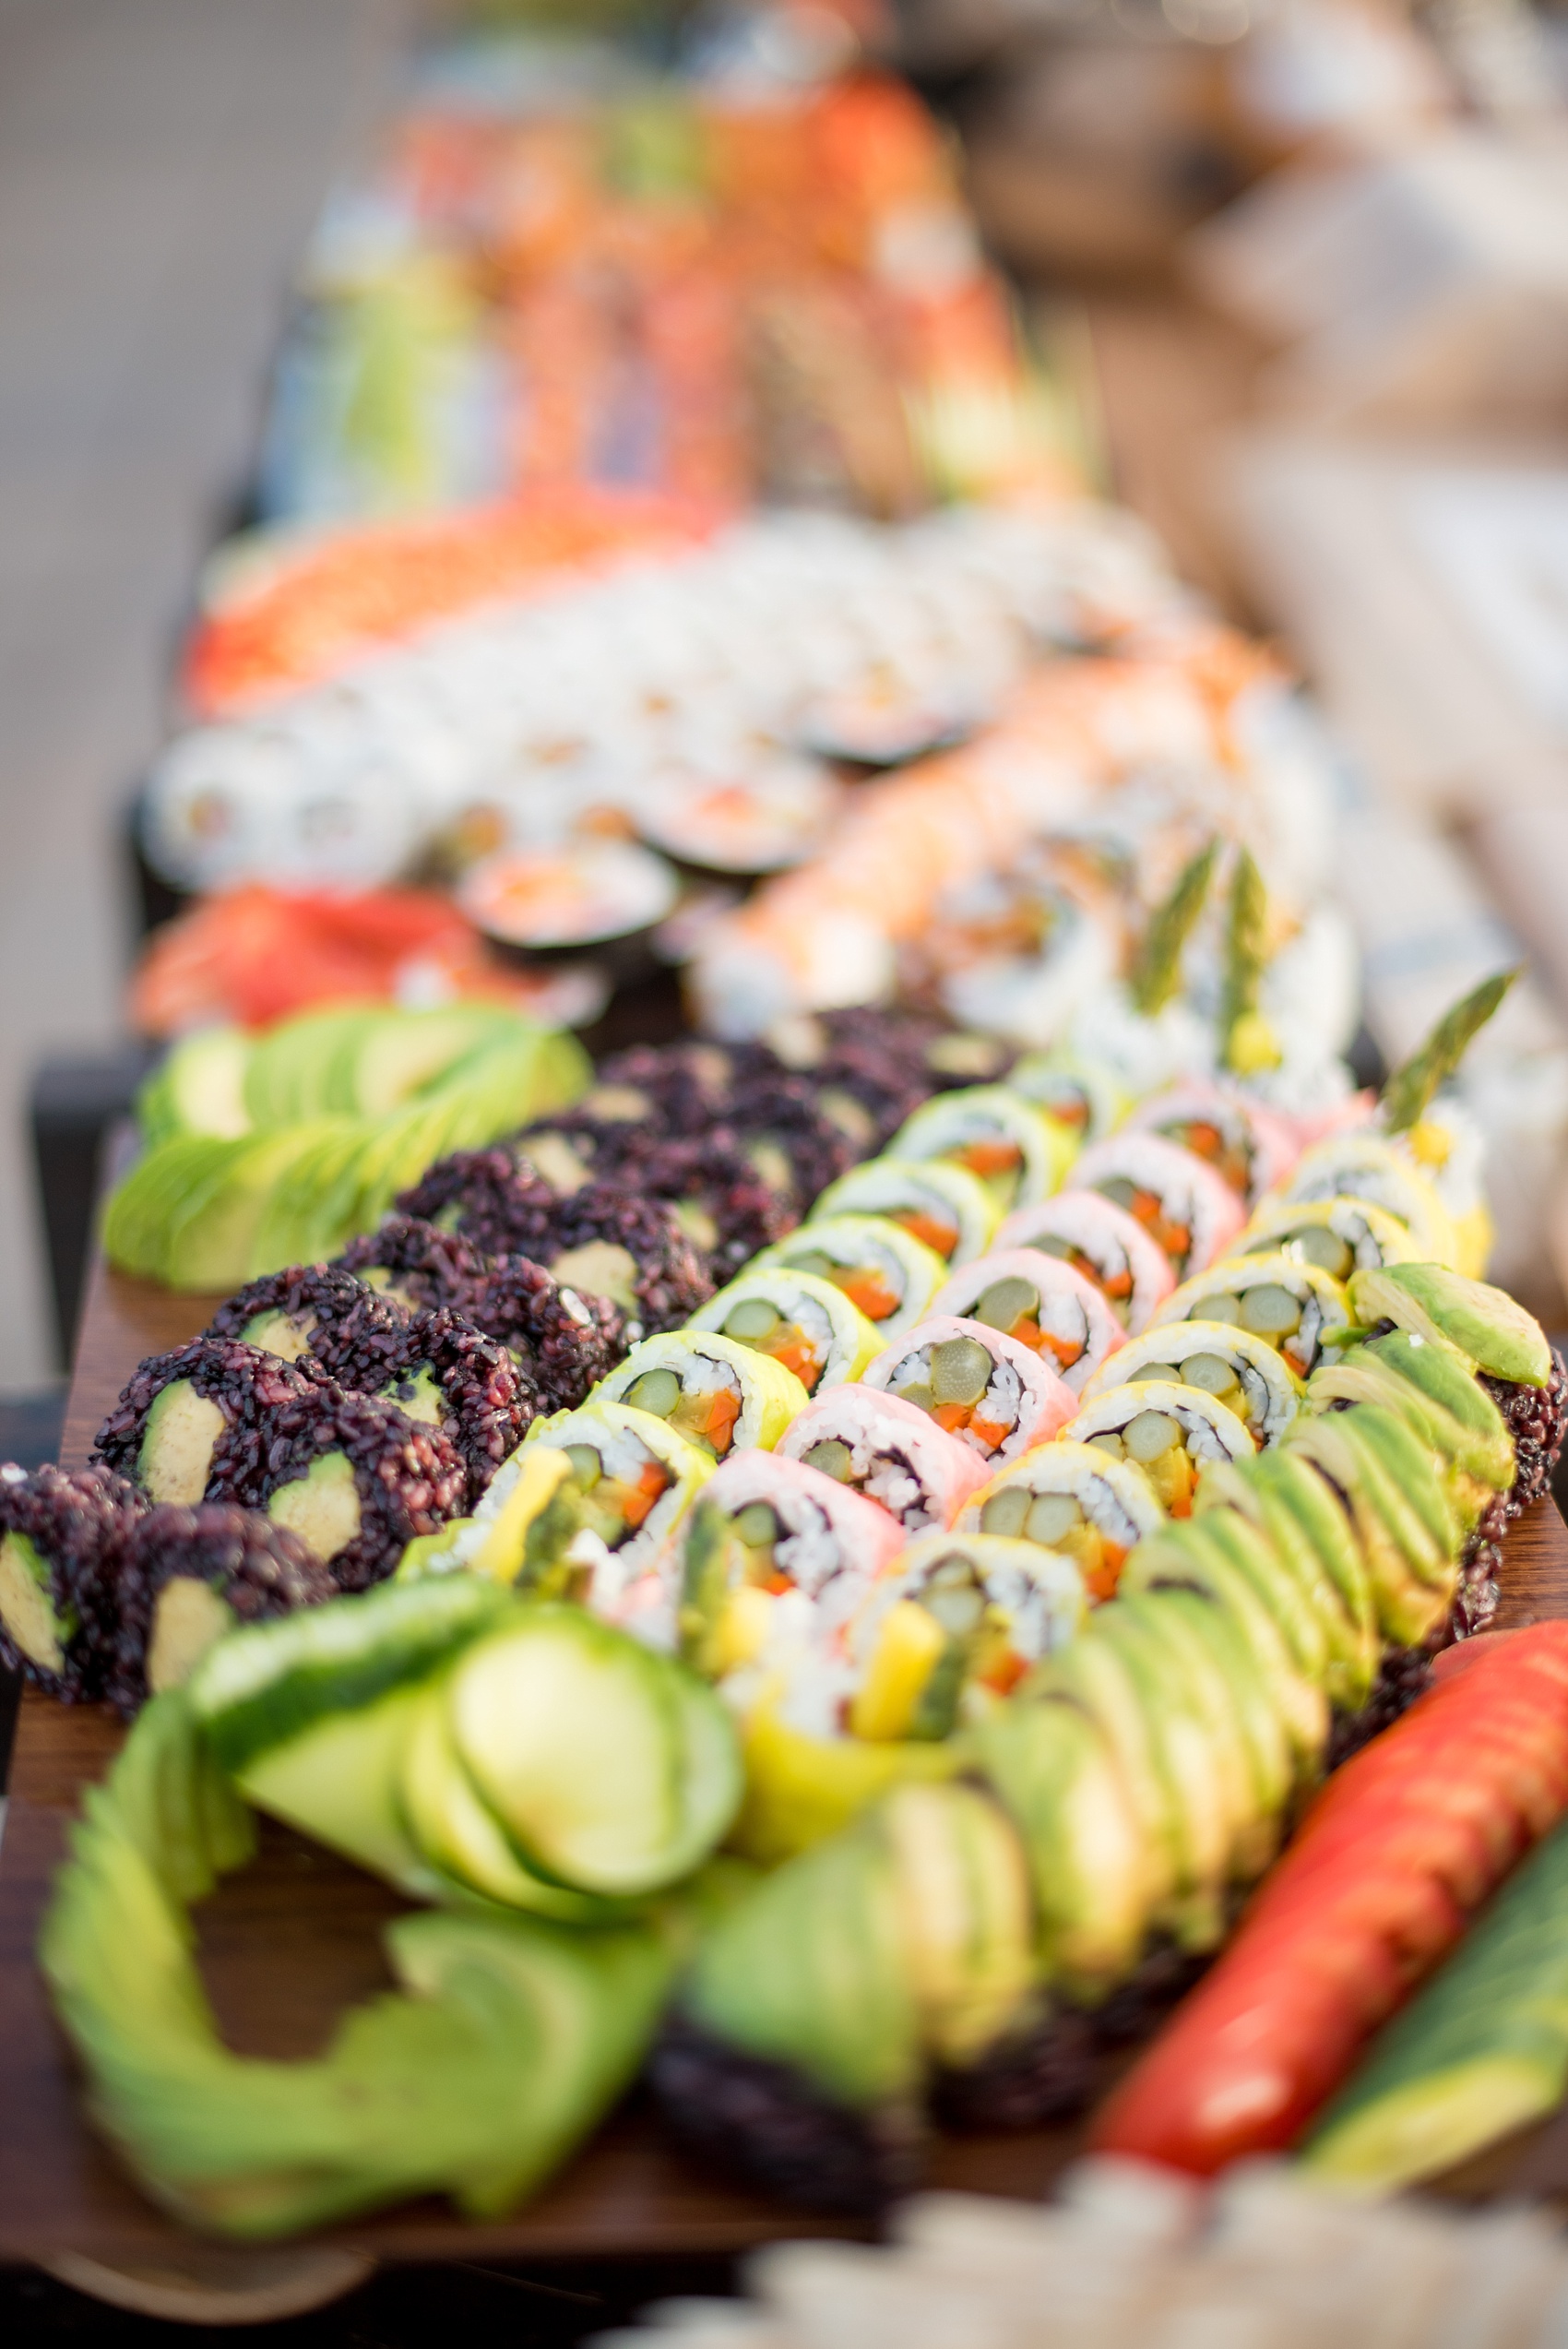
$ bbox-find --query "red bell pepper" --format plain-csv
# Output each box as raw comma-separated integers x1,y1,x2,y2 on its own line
1091,1620,1568,2175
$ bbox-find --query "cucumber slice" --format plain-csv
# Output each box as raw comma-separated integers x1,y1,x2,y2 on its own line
397,1687,612,1920
188,1574,514,1776
448,1606,741,1898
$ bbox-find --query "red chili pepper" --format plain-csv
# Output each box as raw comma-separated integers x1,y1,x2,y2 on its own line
1091,1621,1568,2175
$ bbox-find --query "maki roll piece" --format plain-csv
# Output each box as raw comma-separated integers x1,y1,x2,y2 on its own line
679,1451,907,1678
1149,1253,1349,1382
929,1247,1123,1392
374,1309,539,1504
501,1399,714,1646
958,1439,1166,1603
397,1148,712,1335
994,1189,1175,1335
1281,1407,1460,1652
1346,1261,1566,1511
888,1085,1074,1218
1062,1381,1253,1519
1193,1451,1381,1716
754,1215,945,1345
862,1316,1075,1469
475,1255,624,1413
764,1005,955,1151
1071,1133,1246,1281
336,1213,493,1318
206,1262,409,1382
776,1387,992,1536
93,1338,328,1508
595,1330,808,1463
811,1156,999,1269
1264,1133,1460,1269
1007,1049,1126,1146
1083,1321,1304,1450
849,1530,1086,1735
247,1388,467,1592
687,1268,882,1398
1233,1196,1420,1281
107,1503,334,1715
0,1463,138,1700
515,1115,794,1280
1124,1083,1300,1209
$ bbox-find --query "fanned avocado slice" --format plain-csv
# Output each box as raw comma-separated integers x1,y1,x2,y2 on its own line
1348,1264,1551,1389
1195,1455,1377,1711
1283,1416,1453,1650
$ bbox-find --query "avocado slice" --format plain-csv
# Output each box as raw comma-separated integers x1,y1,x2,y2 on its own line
348,1006,520,1119
1307,1352,1500,1531
137,1027,254,1147
1340,1407,1459,1582
1363,1330,1513,1485
1349,1263,1551,1388
138,1377,226,1506
882,1782,1038,2071
1088,1605,1232,1950
1024,1632,1181,1923
146,1577,238,1697
267,1450,362,1564
1117,1592,1265,1886
1154,1587,1289,1875
0,1530,76,1672
1283,1416,1453,1649
1196,1455,1377,1710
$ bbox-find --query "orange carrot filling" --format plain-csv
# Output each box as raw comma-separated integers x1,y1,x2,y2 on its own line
616,1461,671,1532
834,1266,898,1320
761,1330,824,1389
953,1139,1022,1178
894,1208,958,1258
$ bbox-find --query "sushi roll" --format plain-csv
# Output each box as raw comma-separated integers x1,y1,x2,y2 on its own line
93,1338,329,1508
847,1530,1086,1735
515,1118,795,1279
678,1451,907,1678
776,1387,992,1536
1123,1083,1300,1208
508,1397,715,1644
686,1268,882,1397
1148,1254,1350,1382
593,1330,808,1462
752,1216,946,1346
957,1438,1167,1601
808,1157,998,1268
243,1388,467,1592
928,1248,1123,1391
888,1085,1073,1217
766,1004,956,1148
1060,1380,1253,1519
1346,1262,1567,1514
0,1463,139,1700
474,1255,625,1413
1071,1133,1247,1280
1006,1048,1126,1145
993,1190,1175,1335
206,1263,409,1380
1082,1322,1304,1449
1261,1133,1459,1269
374,1308,539,1503
1281,1407,1461,1651
107,1503,334,1715
861,1317,1075,1469
1231,1197,1420,1281
336,1213,493,1318
397,1148,712,1334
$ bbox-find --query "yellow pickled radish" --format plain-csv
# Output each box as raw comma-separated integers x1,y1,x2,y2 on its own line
1227,1011,1283,1075
469,1448,575,1582
849,1601,947,1742
712,1586,776,1675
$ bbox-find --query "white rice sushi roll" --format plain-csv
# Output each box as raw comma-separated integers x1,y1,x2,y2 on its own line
861,1315,1075,1469
776,1385,992,1534
1071,1132,1246,1280
591,1330,808,1461
809,1156,999,1268
1261,1132,1460,1270
887,1083,1075,1216
1080,1319,1304,1449
957,1438,1166,1602
752,1214,946,1345
1123,1080,1300,1208
686,1268,882,1397
1233,1196,1420,1281
929,1246,1123,1391
1148,1253,1350,1382
1061,1378,1253,1519
1006,1047,1127,1145
994,1188,1175,1335
843,1529,1086,1736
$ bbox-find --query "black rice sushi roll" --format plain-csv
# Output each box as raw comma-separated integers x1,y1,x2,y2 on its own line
335,1213,493,1319
0,1462,140,1701
106,1502,335,1715
373,1307,538,1504
93,1338,328,1509
397,1150,712,1335
206,1263,409,1382
477,1254,625,1411
238,1386,466,1592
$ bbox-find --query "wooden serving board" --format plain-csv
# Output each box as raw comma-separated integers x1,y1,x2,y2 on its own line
3,1253,1568,2274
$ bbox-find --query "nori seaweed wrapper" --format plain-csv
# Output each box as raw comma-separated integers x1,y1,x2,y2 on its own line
396,1150,712,1335
475,1255,625,1412
107,1503,335,1716
242,1387,467,1592
650,2014,924,2216
0,1462,141,1700
206,1263,409,1383
1482,1347,1567,1516
92,1338,330,1502
373,1307,539,1503
336,1214,494,1320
